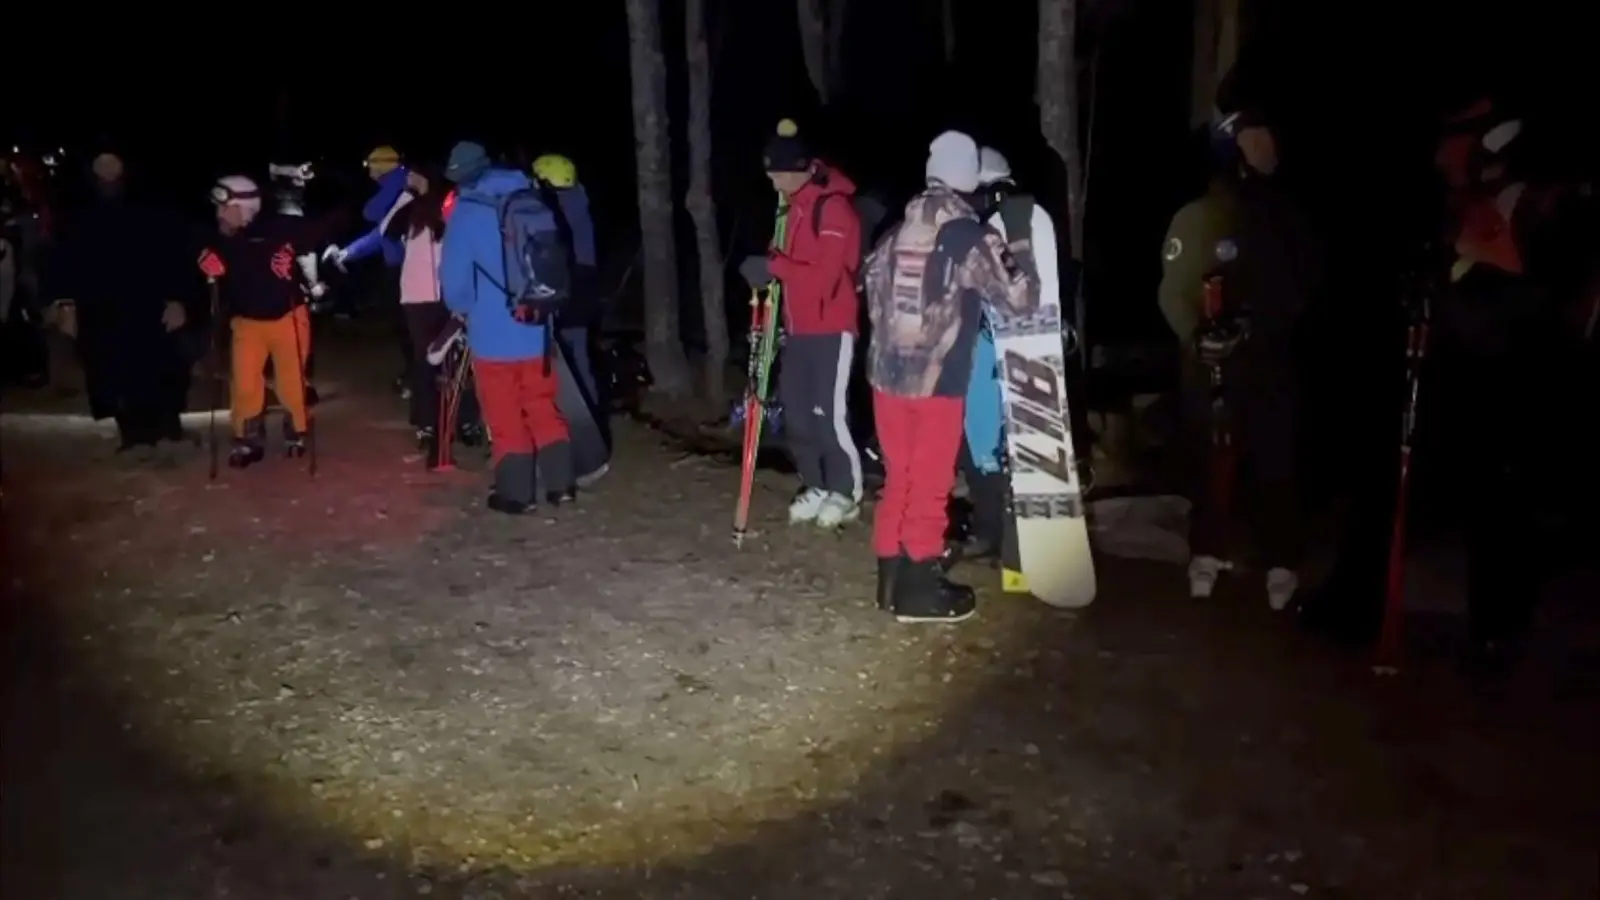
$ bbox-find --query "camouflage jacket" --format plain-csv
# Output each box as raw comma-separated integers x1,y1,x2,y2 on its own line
862,185,1036,398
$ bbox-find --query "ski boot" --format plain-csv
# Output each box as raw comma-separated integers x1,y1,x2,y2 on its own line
284,431,309,459
892,557,977,624
415,425,435,450
228,439,265,469
459,422,487,448
875,555,904,611
539,441,578,506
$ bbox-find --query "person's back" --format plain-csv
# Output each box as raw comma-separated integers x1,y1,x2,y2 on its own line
440,167,548,362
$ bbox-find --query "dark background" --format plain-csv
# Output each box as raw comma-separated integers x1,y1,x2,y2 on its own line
7,0,1593,349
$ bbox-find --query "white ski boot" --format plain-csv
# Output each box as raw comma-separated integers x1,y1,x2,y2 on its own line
1188,555,1226,598
1266,568,1299,611
815,492,861,528
788,488,829,524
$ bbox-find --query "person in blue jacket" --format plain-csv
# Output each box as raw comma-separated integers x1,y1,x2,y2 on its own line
439,141,574,514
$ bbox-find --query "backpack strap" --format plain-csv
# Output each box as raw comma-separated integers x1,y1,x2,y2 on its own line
811,193,836,240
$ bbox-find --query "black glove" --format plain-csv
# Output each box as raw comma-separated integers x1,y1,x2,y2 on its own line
738,254,772,288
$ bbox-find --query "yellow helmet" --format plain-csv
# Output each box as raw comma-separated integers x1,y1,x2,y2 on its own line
532,154,577,188
365,145,401,176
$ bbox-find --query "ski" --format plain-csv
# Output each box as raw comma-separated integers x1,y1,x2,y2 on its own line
732,200,788,547
994,303,1096,608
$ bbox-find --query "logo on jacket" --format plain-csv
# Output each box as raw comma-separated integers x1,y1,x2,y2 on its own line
270,244,295,281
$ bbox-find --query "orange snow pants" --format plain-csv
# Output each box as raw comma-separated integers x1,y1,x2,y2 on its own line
231,307,311,437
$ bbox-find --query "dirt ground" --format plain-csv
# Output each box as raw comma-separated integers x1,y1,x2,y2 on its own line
3,329,1597,899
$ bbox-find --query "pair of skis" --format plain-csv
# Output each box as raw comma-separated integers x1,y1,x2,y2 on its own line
732,201,788,547
435,344,473,472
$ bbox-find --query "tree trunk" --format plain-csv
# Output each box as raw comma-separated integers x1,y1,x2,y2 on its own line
797,0,829,105
941,0,956,65
685,0,727,404
626,0,692,396
1037,0,1084,261
824,0,849,96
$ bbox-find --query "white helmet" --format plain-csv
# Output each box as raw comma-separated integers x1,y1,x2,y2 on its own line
211,175,262,218
978,147,1013,186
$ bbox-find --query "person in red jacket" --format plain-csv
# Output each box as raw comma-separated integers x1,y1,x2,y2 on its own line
739,120,865,528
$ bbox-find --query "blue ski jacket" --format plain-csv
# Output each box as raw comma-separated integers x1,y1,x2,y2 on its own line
440,168,548,361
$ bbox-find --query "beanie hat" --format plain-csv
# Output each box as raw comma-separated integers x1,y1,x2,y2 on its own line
763,118,812,173
366,145,402,176
925,130,980,193
444,141,492,185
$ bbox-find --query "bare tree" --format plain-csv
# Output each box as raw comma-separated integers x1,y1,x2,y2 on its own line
685,0,727,403
825,0,848,92
797,0,829,104
1037,0,1084,261
626,0,692,396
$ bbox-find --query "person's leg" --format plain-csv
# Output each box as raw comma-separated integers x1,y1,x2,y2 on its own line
816,332,864,503
404,304,448,431
228,317,270,464
1243,381,1304,610
893,394,976,622
472,358,536,511
264,311,310,442
872,389,914,610
778,335,827,516
1179,355,1226,596
519,356,574,501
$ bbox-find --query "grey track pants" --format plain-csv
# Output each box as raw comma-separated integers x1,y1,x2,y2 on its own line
778,332,863,500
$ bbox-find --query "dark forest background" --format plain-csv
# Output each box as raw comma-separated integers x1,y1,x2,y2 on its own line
8,0,1593,372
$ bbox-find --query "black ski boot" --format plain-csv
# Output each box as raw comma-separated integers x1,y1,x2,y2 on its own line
892,557,977,624
228,440,265,469
283,433,308,459
415,425,435,450
875,556,903,611
486,493,532,515
539,441,577,506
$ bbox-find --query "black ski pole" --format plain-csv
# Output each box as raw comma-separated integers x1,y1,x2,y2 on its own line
290,306,316,478
206,278,222,481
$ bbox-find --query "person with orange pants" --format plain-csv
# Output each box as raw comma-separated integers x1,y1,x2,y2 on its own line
198,175,315,469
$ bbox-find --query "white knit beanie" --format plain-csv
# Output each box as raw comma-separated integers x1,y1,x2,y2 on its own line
925,130,980,193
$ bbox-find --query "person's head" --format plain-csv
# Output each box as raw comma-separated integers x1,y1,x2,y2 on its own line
365,145,402,182
763,119,818,195
974,146,1016,217
444,141,492,188
211,175,262,233
532,154,578,190
1214,109,1277,176
91,151,125,197
924,130,981,194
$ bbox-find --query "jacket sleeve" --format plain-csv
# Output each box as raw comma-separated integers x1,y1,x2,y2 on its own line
768,196,860,293
439,201,485,316
963,222,1037,321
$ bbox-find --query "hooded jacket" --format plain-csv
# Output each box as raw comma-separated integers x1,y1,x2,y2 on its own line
768,167,861,336
439,168,548,361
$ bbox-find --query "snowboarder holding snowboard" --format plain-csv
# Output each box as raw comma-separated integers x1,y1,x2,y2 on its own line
738,121,866,529
531,154,603,412
861,130,1038,623
1160,106,1319,609
439,141,575,514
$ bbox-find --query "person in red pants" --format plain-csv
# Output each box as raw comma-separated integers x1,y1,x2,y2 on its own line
861,131,1039,622
438,141,574,513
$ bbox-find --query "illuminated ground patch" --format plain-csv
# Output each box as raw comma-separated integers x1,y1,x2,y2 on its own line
13,420,1036,871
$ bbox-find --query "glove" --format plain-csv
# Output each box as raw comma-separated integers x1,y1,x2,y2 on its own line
197,249,226,279
321,244,349,270
738,255,772,288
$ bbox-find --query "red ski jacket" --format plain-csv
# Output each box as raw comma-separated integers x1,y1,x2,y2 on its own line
768,167,862,336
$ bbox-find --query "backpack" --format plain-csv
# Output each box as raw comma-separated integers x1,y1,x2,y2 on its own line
495,187,572,324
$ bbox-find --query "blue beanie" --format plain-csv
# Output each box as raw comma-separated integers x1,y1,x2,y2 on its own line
445,141,491,184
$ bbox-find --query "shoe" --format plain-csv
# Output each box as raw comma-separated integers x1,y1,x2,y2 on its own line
284,436,308,459
545,487,577,506
787,487,829,524
228,441,265,469
815,493,861,529
1266,567,1299,611
415,426,435,449
893,557,977,624
486,493,532,515
875,556,902,611
1188,555,1225,599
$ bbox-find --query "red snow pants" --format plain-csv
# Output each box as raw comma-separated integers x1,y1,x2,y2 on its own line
472,357,569,465
872,390,965,561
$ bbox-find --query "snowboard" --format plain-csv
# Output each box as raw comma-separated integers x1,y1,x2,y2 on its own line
994,303,1096,608
429,319,610,483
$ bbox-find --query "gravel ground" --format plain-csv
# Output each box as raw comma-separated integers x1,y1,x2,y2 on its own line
3,336,1597,899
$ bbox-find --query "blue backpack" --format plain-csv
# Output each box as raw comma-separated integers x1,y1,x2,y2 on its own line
494,187,573,324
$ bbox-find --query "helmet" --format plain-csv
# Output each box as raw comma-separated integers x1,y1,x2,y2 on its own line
977,147,1013,186
211,175,262,218
365,145,402,176
532,154,577,188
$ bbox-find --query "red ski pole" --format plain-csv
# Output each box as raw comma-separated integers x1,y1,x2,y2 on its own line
732,291,765,546
1375,295,1430,672
1202,276,1235,533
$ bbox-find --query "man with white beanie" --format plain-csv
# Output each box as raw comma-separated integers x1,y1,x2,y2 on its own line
861,130,1039,623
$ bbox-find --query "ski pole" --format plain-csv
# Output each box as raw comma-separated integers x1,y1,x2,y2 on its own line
206,278,222,481
1201,275,1234,537
1375,278,1431,672
290,305,316,478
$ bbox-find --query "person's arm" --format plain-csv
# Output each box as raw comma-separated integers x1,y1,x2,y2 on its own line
439,201,485,317
957,219,1035,321
767,196,859,292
